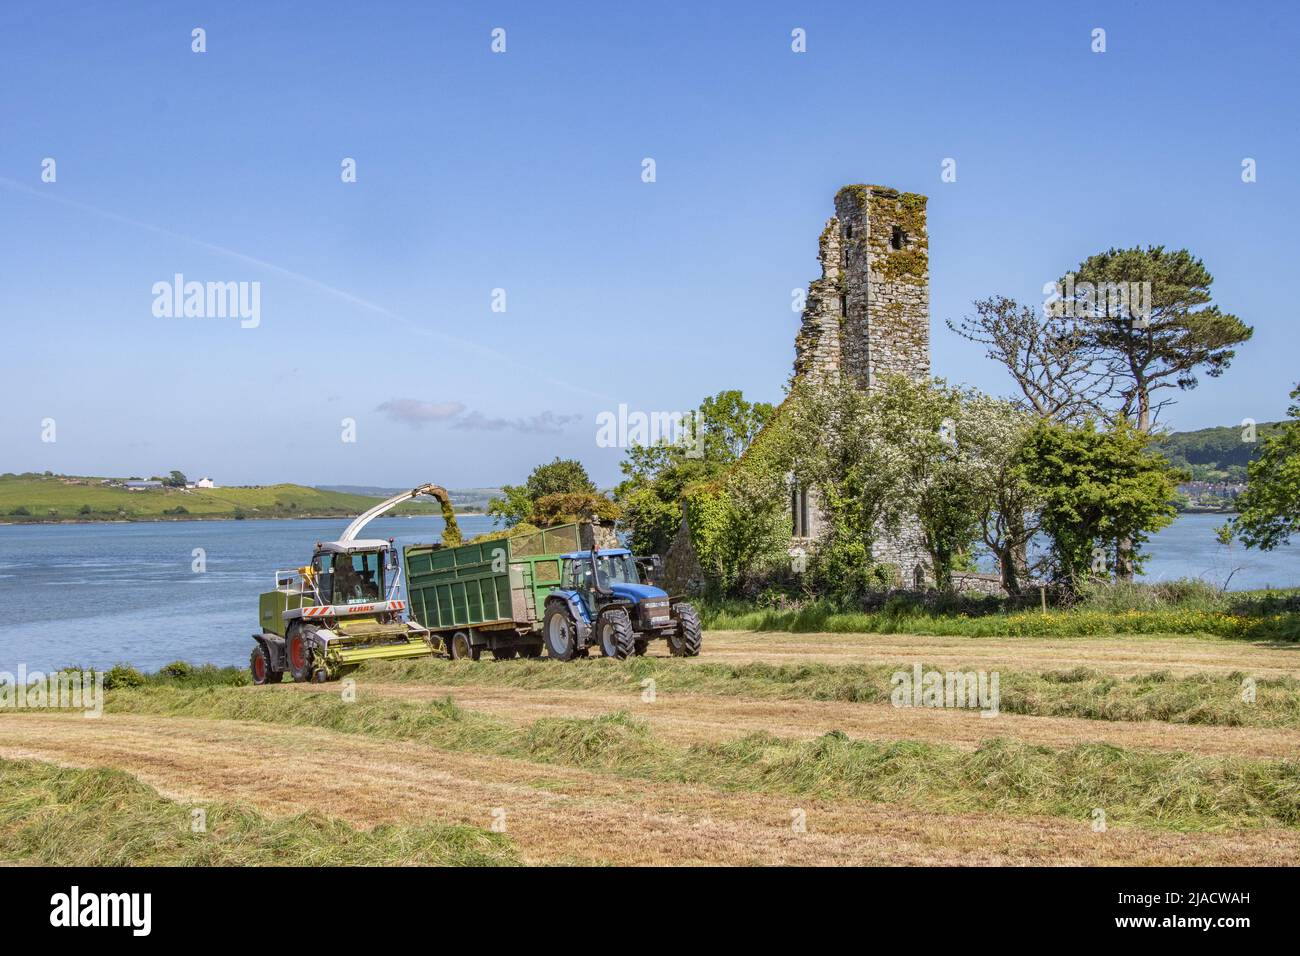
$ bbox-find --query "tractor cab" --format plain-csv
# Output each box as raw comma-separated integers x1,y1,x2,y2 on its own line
308,540,397,607
560,549,663,613
541,548,697,660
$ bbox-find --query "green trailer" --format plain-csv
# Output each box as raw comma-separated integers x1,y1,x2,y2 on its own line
403,523,583,660
404,522,702,661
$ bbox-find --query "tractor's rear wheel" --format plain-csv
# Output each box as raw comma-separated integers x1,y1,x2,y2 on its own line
543,604,578,661
667,604,702,657
450,631,481,661
250,644,282,684
287,626,318,682
598,609,636,660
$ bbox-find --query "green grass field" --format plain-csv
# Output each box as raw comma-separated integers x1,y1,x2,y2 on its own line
0,473,444,521
0,758,517,866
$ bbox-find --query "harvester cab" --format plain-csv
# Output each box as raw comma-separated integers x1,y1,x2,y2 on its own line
540,548,701,661
250,483,461,684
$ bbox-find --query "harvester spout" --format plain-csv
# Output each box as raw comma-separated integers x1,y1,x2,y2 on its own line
338,483,461,546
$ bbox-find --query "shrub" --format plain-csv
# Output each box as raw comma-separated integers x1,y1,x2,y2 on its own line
103,665,146,689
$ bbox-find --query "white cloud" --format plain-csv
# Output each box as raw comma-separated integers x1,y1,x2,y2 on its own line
377,399,579,434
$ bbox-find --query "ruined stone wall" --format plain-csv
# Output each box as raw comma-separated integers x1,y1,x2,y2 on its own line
791,184,934,582
792,221,845,382
832,184,930,388
667,182,938,595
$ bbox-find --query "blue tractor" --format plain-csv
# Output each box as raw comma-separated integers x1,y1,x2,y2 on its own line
541,548,702,660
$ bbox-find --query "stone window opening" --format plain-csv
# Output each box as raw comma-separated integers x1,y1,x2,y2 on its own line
891,225,907,250
791,485,810,538
844,223,853,239
839,295,847,317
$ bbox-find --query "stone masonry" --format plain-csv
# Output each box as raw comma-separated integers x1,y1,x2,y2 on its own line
794,184,931,388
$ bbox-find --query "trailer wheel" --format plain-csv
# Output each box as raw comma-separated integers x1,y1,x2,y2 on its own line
287,625,318,682
519,644,543,659
543,604,578,661
449,631,480,661
250,644,282,685
597,609,636,660
667,604,702,657
633,639,649,656
491,646,518,661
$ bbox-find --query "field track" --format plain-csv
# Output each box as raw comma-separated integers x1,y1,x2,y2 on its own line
699,630,1300,676
2,628,1297,866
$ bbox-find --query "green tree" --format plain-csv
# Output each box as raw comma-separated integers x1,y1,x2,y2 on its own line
954,392,1041,597
1224,384,1300,550
165,470,188,488
1019,419,1178,592
1059,246,1250,577
488,458,597,527
1061,246,1252,432
786,377,1003,594
616,390,774,555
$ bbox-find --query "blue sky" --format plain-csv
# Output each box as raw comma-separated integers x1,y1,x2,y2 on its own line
2,0,1296,488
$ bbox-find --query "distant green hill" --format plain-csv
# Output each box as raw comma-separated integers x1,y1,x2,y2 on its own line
0,474,445,523
317,485,502,510
1152,422,1283,483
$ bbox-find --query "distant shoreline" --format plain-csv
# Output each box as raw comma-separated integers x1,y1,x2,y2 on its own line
0,512,487,528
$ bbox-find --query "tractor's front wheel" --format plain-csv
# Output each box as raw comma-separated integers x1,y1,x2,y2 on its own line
598,609,636,660
250,644,282,685
543,603,578,661
287,626,318,682
449,631,481,661
667,604,702,657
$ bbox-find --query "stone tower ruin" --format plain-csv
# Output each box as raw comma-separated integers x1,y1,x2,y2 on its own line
793,184,930,388
661,183,936,595
789,184,932,583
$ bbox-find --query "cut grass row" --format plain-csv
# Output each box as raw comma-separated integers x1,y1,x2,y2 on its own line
0,757,518,866
88,686,1300,832
357,657,1300,729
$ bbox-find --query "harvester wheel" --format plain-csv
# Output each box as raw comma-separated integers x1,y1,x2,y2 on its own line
449,631,481,661
287,625,318,682
491,646,518,661
667,604,702,657
250,644,282,685
543,604,578,661
597,609,636,660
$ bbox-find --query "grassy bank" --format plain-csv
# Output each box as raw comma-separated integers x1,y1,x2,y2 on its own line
90,686,1300,831
0,473,445,523
0,757,517,866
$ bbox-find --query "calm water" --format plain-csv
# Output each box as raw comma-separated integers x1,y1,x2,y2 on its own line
0,512,1296,673
0,514,498,673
